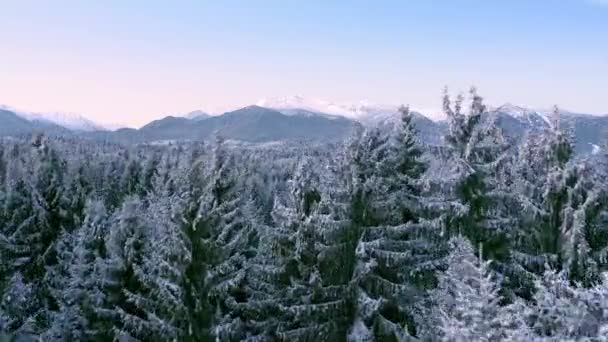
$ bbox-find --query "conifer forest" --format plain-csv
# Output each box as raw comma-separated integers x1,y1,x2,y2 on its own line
2,89,608,341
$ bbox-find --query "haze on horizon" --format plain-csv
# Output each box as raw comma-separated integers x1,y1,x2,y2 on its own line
1,0,606,128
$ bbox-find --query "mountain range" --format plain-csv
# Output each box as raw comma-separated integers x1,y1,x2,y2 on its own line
0,98,606,154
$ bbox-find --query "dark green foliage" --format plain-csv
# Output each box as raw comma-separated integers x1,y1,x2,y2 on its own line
347,103,445,339
176,161,215,341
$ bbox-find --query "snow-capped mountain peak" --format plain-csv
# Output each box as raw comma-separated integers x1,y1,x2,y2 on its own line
492,103,553,127
257,95,447,123
183,110,210,121
494,103,530,118
257,96,404,123
257,96,330,114
0,104,106,132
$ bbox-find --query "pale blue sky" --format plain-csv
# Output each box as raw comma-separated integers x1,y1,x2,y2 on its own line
0,0,606,127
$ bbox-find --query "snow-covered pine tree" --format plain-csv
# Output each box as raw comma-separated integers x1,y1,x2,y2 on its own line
137,152,160,197
552,116,608,286
527,269,608,339
151,151,178,198
216,157,310,340
350,126,390,227
560,161,608,286
64,162,93,230
222,193,293,340
441,87,531,301
217,153,353,341
510,108,607,286
0,145,6,205
137,195,189,340
264,158,354,341
431,236,531,341
102,157,127,210
443,87,514,262
535,112,575,273
204,137,260,340
0,178,38,333
99,198,150,340
394,106,427,194
169,136,259,341
120,156,142,199
583,272,608,337
44,199,113,340
43,229,81,342
98,197,184,340
172,152,216,341
349,104,443,339
0,137,71,335
31,138,74,333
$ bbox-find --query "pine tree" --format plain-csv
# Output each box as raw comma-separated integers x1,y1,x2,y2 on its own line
0,138,70,334
121,157,142,199
44,200,111,340
432,236,531,341
270,159,354,341
173,136,260,341
222,155,355,341
443,87,513,261
560,161,608,286
0,179,34,291
174,155,215,341
0,273,37,335
138,196,189,340
442,87,530,301
538,124,574,271
205,137,259,340
511,108,607,286
65,162,94,230
395,106,427,188
522,270,608,340
527,269,608,339
349,104,442,339
137,153,160,197
98,198,183,340
102,158,126,210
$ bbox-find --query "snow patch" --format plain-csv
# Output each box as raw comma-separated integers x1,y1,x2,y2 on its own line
18,111,105,132
258,96,423,124
494,103,553,127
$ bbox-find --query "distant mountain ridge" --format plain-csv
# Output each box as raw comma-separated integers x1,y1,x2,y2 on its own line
0,105,106,131
0,100,606,153
19,111,105,132
88,105,356,144
0,109,71,136
488,104,608,154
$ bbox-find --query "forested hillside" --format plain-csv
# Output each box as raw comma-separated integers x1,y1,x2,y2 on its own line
1,89,608,341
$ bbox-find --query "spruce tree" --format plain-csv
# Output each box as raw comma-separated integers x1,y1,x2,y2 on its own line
271,159,353,341
174,155,215,341
99,198,182,340
173,136,259,341
72,199,112,340
511,109,607,286
443,87,512,260
431,236,531,341
442,87,529,301
0,138,69,334
349,105,441,339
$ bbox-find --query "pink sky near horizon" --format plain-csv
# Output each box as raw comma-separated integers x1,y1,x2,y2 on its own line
1,0,606,128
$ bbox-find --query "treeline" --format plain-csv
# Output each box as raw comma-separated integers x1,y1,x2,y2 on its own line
1,89,608,341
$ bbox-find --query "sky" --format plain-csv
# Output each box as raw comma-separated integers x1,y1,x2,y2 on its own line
0,0,607,127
